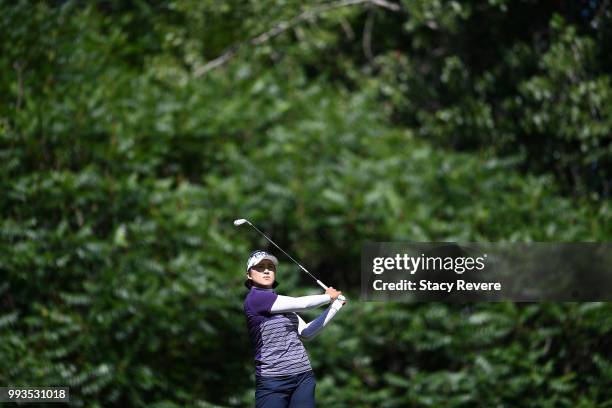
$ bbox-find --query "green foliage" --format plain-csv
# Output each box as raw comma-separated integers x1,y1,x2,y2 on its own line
372,3,612,198
1,1,611,407
312,302,612,407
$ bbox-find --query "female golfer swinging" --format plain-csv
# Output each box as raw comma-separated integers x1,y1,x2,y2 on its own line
243,250,345,408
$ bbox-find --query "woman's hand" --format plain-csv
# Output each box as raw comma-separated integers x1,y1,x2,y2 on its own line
325,287,346,304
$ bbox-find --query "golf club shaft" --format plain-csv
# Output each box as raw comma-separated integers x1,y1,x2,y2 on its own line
314,280,346,302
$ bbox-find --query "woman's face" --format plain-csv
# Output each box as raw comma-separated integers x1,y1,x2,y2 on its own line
248,259,277,288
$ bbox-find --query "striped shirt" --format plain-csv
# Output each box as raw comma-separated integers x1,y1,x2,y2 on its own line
244,287,312,377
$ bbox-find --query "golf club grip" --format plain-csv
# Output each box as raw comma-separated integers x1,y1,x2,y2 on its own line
316,280,347,302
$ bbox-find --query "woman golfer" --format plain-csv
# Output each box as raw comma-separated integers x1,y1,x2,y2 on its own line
243,250,345,408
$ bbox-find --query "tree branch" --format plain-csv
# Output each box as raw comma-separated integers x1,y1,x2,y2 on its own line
362,8,375,61
13,61,24,111
340,16,356,40
193,0,401,77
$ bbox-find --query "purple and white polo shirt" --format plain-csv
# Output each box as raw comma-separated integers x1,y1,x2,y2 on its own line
243,287,312,377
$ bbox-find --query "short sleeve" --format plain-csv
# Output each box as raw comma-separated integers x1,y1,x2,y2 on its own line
246,290,279,316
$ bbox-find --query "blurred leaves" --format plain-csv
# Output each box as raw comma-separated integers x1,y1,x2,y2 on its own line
1,0,611,407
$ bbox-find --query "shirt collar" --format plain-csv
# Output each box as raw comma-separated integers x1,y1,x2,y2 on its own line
251,286,275,292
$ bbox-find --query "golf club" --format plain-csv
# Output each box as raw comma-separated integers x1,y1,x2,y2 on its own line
234,218,346,302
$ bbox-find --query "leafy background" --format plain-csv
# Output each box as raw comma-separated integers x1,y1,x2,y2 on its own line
1,0,611,406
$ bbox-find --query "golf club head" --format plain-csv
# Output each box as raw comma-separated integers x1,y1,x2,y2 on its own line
234,218,249,226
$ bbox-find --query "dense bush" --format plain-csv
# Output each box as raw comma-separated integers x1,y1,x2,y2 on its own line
1,1,611,406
